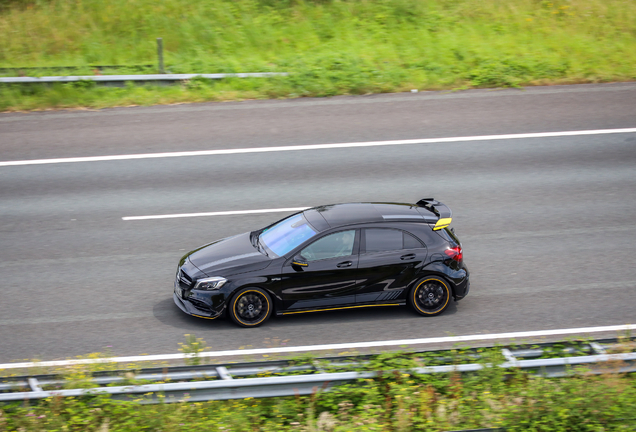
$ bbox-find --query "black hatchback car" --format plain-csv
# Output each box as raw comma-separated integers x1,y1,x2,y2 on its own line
173,198,469,327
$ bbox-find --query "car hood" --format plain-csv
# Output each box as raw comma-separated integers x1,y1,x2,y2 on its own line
186,232,272,277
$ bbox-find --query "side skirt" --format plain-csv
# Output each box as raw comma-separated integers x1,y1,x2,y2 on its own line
277,302,405,316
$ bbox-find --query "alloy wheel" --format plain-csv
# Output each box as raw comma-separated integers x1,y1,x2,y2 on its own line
235,292,268,325
413,278,450,315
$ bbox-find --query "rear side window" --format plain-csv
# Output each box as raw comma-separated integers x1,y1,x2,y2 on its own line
403,232,422,249
434,227,460,245
364,229,424,253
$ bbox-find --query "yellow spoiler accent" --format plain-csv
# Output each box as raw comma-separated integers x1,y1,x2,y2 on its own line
433,217,452,231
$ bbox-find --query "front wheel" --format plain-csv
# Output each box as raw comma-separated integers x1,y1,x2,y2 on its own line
409,277,451,316
229,287,273,328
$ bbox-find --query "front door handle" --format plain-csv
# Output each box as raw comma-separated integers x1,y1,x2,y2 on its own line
400,253,416,260
337,261,352,268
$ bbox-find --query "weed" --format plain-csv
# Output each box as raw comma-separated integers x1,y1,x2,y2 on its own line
55,352,117,391
2,344,636,430
178,334,208,366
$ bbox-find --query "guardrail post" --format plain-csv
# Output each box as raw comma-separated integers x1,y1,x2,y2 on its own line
590,342,607,354
216,366,233,380
27,378,42,392
157,38,165,74
501,348,518,365
311,360,326,373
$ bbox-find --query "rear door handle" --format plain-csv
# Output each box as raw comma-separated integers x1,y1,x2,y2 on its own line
400,253,416,260
337,261,353,268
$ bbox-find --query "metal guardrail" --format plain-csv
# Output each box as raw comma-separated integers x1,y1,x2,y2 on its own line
0,340,618,391
0,65,154,73
0,73,288,85
1,339,635,404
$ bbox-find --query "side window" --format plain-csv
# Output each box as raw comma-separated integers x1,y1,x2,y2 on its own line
365,229,424,252
300,230,356,262
365,229,403,253
403,232,423,249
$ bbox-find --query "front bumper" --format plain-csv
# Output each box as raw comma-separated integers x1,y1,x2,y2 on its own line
173,287,224,320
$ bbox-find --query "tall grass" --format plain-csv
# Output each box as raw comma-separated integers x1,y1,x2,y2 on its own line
2,354,636,431
1,0,635,110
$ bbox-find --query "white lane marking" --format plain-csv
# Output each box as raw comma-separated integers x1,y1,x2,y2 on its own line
474,280,636,295
0,312,156,326
2,127,636,167
465,225,636,241
1,324,634,370
122,207,309,221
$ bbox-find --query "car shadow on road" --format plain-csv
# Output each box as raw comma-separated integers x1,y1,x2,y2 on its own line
152,296,459,331
152,297,236,330
270,301,459,328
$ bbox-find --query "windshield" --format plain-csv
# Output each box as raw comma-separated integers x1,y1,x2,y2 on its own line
259,214,317,257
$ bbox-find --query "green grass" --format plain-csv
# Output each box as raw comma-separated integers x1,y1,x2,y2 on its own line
2,339,636,430
2,353,636,431
1,0,636,111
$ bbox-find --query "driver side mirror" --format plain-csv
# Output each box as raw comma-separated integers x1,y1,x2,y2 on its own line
291,256,308,271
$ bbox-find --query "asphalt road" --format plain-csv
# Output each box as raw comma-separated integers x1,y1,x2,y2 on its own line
1,83,635,363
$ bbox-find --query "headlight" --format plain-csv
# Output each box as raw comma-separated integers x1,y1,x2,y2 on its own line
193,276,227,291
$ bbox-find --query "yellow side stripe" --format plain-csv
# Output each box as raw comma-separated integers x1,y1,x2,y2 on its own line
433,217,452,231
282,303,401,315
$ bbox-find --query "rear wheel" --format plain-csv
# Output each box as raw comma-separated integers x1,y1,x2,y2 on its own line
229,287,272,328
409,277,451,316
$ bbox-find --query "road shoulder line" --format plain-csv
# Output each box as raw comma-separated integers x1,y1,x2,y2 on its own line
1,323,634,370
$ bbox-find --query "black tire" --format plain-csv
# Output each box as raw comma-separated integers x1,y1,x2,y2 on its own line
409,277,451,316
229,287,273,328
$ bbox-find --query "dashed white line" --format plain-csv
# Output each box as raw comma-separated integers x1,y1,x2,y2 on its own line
2,127,636,167
1,324,634,370
122,207,310,221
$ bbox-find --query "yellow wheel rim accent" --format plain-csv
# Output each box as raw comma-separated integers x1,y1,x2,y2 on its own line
233,290,271,326
412,278,450,315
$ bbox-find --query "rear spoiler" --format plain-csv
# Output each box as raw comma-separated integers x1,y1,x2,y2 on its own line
416,198,452,231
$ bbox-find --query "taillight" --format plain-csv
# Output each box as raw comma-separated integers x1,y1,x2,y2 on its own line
444,246,463,262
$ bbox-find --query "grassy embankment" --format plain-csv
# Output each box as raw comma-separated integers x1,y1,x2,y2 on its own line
0,0,635,111
1,344,636,431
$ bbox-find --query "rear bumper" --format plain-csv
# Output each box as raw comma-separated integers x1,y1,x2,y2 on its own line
454,278,470,300
453,265,470,300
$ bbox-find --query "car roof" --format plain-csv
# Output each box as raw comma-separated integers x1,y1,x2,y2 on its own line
303,202,438,230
